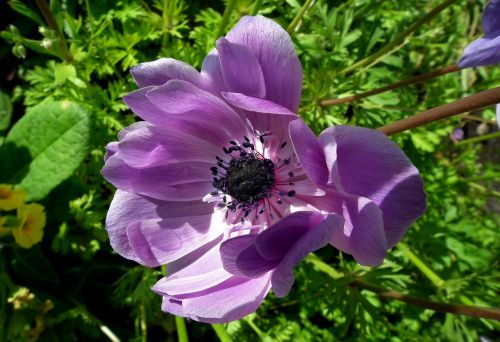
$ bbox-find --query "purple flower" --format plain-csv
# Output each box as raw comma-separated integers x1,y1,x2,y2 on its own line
459,0,500,68
102,15,425,323
451,127,465,141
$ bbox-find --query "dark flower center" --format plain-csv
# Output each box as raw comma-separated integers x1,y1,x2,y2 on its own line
210,135,294,221
225,155,275,204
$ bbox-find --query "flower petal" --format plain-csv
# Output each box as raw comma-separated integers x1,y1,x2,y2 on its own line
105,190,215,266
289,119,329,187
319,125,425,248
201,49,227,92
222,92,296,116
220,235,278,277
126,211,224,267
482,0,500,35
216,37,266,98
152,237,231,295
271,214,344,297
102,155,213,201
458,33,500,68
225,15,302,112
158,274,272,323
306,190,388,266
255,211,329,260
145,80,249,138
130,58,211,91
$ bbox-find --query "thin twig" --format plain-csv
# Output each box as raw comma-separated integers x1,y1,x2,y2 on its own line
378,87,500,136
321,64,459,106
350,278,500,320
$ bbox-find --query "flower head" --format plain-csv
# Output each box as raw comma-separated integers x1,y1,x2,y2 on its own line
12,203,46,249
102,15,425,323
459,0,500,68
0,184,27,211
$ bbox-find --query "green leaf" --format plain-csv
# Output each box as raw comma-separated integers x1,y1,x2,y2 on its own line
8,0,44,26
0,101,91,200
0,89,12,132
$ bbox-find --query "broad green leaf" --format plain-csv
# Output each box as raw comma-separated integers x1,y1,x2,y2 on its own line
0,89,12,131
0,101,91,200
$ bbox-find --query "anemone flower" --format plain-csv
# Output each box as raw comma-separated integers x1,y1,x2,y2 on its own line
458,0,500,126
102,15,425,323
458,0,500,68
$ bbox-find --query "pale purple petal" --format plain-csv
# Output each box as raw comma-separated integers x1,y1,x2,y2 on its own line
459,1,500,68
123,81,250,146
306,190,388,266
102,155,213,201
458,33,500,68
105,190,215,266
222,92,297,116
112,124,220,167
131,58,210,91
289,119,329,187
157,275,272,323
145,80,249,137
319,126,425,248
126,211,224,267
201,49,227,92
104,142,118,162
216,38,266,98
271,214,344,297
224,15,302,112
153,239,231,296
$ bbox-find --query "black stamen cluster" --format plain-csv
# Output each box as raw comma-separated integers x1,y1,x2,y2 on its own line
213,154,275,211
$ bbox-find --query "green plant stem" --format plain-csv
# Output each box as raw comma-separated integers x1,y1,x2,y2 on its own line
306,256,500,321
34,0,72,62
398,244,445,288
306,253,343,279
140,302,147,342
212,324,232,342
468,181,500,198
250,0,263,16
378,86,500,136
175,316,189,342
287,0,315,33
217,0,237,37
455,131,500,146
162,0,171,49
321,64,459,106
340,0,457,75
243,317,267,339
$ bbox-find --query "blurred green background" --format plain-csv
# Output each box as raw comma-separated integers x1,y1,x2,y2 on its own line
0,0,499,340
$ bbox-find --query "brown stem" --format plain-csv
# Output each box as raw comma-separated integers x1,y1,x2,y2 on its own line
350,278,500,320
35,0,72,62
320,64,459,106
378,86,500,136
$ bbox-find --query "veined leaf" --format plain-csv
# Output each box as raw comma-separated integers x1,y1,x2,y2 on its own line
0,101,91,200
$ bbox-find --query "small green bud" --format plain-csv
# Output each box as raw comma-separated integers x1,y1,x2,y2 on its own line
8,25,19,35
12,45,26,59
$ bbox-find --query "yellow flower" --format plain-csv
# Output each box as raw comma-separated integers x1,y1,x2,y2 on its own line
0,184,27,211
0,216,9,235
12,204,46,248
